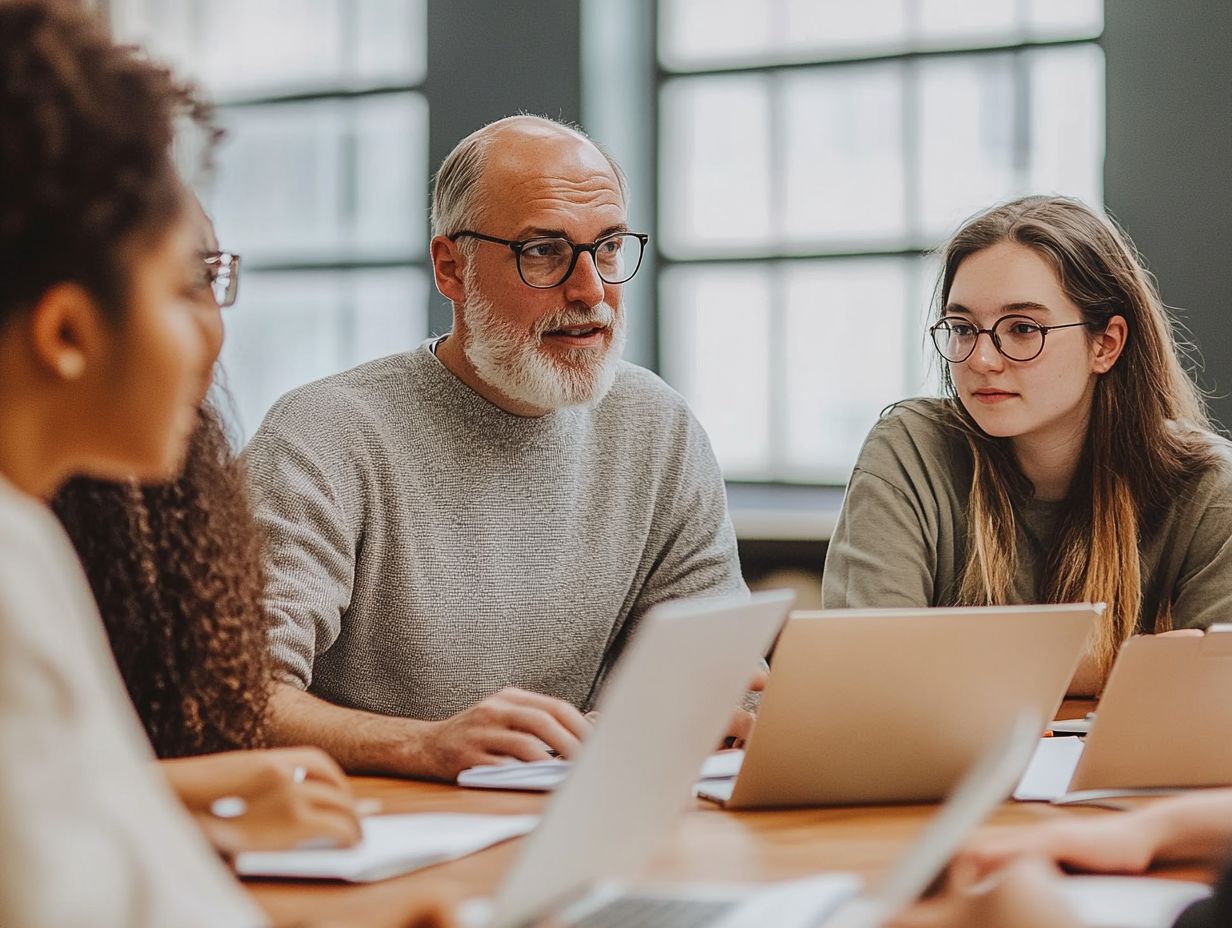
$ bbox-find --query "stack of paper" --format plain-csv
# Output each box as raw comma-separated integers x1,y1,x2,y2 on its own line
457,751,746,793
1013,737,1085,801
456,759,571,791
234,813,538,882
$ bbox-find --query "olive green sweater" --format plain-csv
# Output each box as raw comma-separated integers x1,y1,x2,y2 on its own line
824,398,1232,631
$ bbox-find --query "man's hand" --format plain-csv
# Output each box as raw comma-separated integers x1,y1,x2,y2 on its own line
416,687,592,781
720,668,768,749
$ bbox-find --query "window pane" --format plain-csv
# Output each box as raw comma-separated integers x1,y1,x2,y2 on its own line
915,0,1019,47
660,76,773,255
660,266,773,478
218,269,426,439
108,0,196,75
350,269,429,363
211,93,427,263
782,64,907,247
658,0,775,70
660,0,926,68
1026,0,1102,40
199,0,426,97
782,259,914,480
781,0,908,58
212,101,343,262
198,0,346,97
915,253,946,398
113,0,426,97
915,53,1019,240
353,0,428,85
1027,45,1104,206
351,94,430,256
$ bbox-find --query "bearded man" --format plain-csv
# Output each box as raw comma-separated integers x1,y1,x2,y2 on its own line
245,115,745,781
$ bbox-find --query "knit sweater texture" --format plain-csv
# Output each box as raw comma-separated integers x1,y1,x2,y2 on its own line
245,342,745,720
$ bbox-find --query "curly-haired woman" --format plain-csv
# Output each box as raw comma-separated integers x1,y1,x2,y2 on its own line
53,401,272,760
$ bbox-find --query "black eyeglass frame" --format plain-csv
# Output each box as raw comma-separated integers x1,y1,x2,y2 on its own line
448,230,649,289
203,251,241,308
929,314,1096,363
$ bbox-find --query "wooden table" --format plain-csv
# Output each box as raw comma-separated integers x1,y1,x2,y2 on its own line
247,699,1208,925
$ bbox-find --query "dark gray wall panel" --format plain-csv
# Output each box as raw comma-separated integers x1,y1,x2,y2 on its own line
1104,1,1232,430
425,1,583,334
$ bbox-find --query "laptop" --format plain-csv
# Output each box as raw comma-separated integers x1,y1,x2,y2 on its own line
1018,625,1232,802
697,603,1097,809
470,706,1042,928
475,589,793,928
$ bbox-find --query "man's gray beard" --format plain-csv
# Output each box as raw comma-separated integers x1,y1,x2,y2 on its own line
459,269,626,413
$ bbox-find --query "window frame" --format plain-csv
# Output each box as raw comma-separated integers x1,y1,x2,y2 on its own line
651,2,1105,487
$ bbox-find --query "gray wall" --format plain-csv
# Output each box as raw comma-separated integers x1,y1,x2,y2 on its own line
425,0,583,335
1104,1,1232,431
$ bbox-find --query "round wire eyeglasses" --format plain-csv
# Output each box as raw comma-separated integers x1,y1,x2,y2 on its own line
930,314,1094,363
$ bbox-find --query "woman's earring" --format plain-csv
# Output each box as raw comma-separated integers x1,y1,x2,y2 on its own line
57,352,85,380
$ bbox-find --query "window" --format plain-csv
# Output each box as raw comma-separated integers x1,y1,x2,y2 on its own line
110,0,429,438
657,0,1104,482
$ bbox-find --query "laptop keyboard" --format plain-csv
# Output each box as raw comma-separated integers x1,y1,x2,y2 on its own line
570,896,736,928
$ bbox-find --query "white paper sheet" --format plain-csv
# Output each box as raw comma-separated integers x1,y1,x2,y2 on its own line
1013,737,1084,801
457,750,747,793
456,759,571,791
234,813,538,882
1057,875,1211,928
699,750,745,780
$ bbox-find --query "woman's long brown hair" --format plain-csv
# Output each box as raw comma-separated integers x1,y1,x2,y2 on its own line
52,401,273,758
938,196,1217,676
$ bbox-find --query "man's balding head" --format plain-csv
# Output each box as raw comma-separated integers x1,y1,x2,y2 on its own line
430,115,628,243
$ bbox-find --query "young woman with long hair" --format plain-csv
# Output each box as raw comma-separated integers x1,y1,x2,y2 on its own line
823,195,1232,693
0,2,448,924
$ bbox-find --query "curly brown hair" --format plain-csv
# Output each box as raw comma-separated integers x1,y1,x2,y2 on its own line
0,0,214,323
52,401,275,758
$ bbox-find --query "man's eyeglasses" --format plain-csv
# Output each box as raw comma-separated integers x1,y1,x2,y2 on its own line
203,251,240,308
449,230,648,289
930,314,1094,363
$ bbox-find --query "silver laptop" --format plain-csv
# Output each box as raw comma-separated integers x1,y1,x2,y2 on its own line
472,704,1041,928
476,590,793,928
698,603,1097,809
1023,625,1232,803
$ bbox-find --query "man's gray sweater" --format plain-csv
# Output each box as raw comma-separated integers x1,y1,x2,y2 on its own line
244,342,745,720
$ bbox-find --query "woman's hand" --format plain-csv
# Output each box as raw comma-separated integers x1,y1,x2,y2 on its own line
889,858,1084,928
946,815,1161,887
301,895,458,928
161,747,364,855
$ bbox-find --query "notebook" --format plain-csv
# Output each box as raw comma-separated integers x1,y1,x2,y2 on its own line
233,812,537,882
